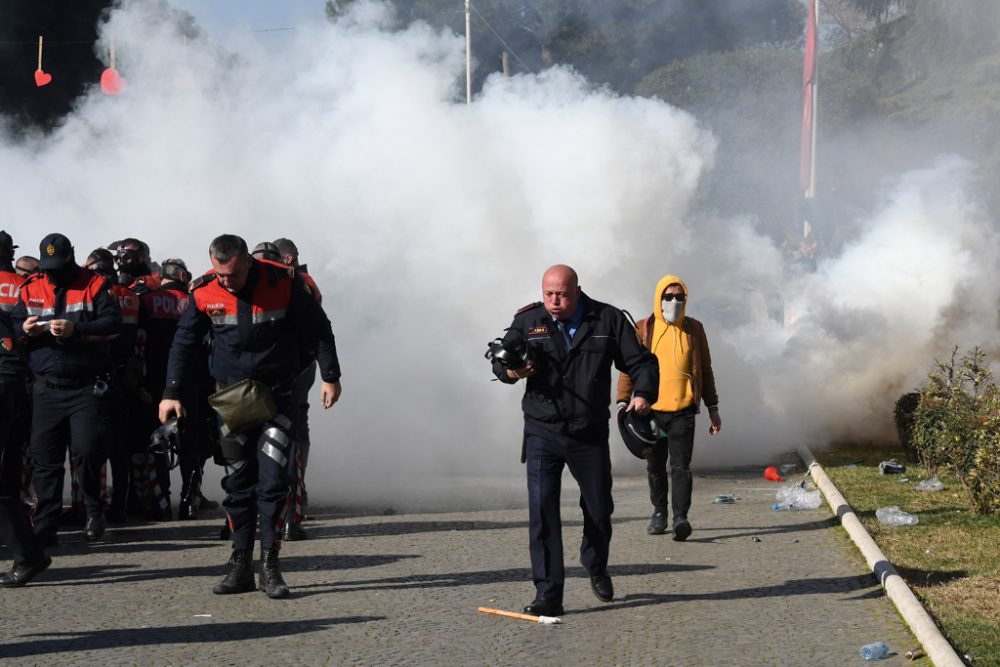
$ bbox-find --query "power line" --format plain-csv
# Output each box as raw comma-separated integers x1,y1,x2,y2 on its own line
468,2,534,74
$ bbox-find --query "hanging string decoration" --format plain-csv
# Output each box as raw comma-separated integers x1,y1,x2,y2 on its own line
34,35,53,87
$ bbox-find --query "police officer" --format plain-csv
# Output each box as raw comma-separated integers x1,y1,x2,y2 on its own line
159,234,342,598
12,234,122,545
84,248,147,522
1,233,51,585
139,258,211,520
272,237,321,540
492,264,658,616
13,256,39,278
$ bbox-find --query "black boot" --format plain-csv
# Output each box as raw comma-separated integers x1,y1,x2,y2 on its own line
259,546,290,599
212,549,256,594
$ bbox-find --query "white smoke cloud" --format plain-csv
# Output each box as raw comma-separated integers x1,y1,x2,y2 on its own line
2,1,996,504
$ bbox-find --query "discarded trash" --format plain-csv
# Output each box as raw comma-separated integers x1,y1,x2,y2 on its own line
479,606,561,625
775,483,822,509
914,476,944,492
750,536,762,542
899,478,910,483
879,459,906,474
875,506,919,526
712,494,738,504
193,614,212,618
904,647,925,660
860,641,890,660
779,463,798,476
763,466,783,482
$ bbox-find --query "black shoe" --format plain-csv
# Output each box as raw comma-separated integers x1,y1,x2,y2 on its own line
647,511,668,535
177,501,197,520
213,549,256,594
523,598,564,616
84,513,105,541
672,518,692,542
282,522,307,541
259,546,290,599
590,572,614,602
0,555,52,588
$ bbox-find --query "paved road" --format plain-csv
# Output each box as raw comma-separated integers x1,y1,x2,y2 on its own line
1,469,917,666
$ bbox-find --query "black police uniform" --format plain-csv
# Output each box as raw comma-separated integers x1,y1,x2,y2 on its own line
11,261,121,542
163,260,340,563
0,307,48,576
493,294,657,608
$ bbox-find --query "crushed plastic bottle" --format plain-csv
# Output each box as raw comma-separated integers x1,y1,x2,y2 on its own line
875,506,918,526
914,476,944,492
712,494,738,504
774,483,822,509
860,641,890,660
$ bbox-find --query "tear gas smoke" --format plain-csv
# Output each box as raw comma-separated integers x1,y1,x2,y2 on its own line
1,2,996,507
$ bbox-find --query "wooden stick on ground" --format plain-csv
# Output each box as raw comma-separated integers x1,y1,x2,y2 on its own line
478,607,562,624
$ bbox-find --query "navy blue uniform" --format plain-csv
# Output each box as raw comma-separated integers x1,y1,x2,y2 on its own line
11,267,121,538
163,260,339,552
493,294,657,605
0,307,45,568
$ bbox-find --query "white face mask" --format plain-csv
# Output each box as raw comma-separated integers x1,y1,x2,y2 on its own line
661,299,684,323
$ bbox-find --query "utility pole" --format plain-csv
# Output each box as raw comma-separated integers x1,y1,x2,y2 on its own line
465,0,472,105
501,51,510,78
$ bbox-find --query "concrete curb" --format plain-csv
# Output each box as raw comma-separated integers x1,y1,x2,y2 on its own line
796,445,966,667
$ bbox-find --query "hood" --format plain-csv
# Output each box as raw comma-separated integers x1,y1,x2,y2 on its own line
653,274,688,326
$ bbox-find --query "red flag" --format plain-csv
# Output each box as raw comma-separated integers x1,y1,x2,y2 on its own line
800,0,818,195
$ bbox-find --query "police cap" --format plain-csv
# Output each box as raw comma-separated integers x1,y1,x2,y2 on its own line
38,233,74,270
0,230,17,259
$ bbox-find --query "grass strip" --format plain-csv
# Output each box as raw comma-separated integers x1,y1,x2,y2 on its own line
818,443,1000,666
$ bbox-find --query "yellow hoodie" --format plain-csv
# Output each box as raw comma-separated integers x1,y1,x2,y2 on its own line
650,274,694,411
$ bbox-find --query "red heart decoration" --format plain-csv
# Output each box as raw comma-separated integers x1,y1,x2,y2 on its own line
34,69,52,87
100,67,125,96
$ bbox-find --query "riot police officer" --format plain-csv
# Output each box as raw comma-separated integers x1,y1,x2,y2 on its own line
12,234,121,545
1,233,51,584
159,234,342,598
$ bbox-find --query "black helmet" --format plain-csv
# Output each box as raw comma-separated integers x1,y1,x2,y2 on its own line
617,405,658,459
148,418,182,470
485,333,532,369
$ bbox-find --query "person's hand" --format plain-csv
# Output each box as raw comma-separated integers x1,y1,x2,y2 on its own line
627,396,651,416
159,399,183,423
23,316,45,337
49,319,74,338
506,363,536,380
709,410,721,435
321,380,342,409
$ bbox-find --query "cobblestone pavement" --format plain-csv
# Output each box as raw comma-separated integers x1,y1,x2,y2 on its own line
1,469,918,666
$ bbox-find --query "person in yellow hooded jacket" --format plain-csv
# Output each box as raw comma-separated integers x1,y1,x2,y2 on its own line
616,274,721,540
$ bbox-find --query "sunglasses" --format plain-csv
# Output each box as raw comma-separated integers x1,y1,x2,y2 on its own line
662,293,686,302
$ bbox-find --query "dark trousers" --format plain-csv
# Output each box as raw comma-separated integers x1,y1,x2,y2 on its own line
29,383,110,535
217,390,295,552
1,381,44,566
287,362,315,517
524,419,613,604
647,408,696,521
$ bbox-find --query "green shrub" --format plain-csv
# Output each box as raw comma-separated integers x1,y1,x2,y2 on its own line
910,346,1000,514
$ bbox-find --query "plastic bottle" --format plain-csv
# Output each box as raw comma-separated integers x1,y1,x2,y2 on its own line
774,484,822,509
875,506,919,526
860,641,890,660
914,476,944,492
